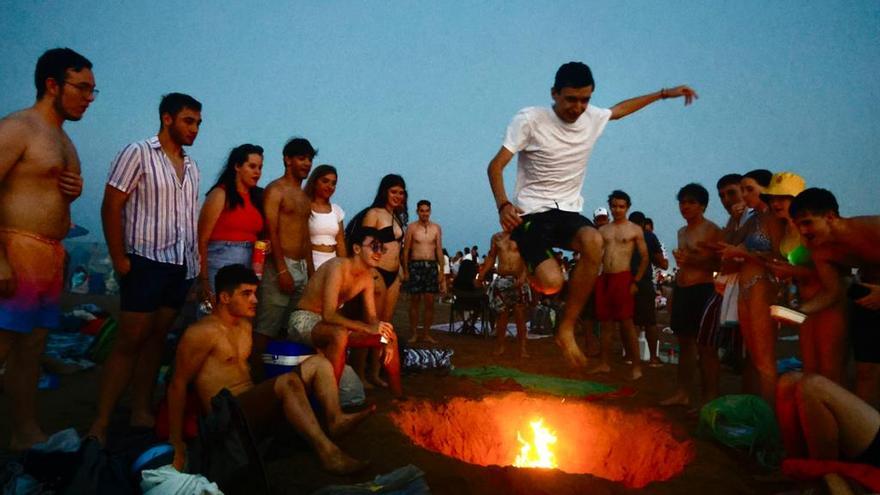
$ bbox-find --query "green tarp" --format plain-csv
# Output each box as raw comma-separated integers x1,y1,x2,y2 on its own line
452,365,619,398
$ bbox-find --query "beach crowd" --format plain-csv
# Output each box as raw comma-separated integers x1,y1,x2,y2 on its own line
2,48,879,484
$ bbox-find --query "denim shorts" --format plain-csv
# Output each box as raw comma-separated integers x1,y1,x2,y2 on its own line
206,241,254,291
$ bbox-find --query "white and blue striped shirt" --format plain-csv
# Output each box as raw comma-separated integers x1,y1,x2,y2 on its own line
107,136,200,279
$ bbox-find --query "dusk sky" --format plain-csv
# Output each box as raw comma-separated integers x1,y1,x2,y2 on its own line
2,2,878,259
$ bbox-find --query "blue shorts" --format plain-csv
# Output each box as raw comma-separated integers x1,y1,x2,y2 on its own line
206,241,253,292
119,254,194,313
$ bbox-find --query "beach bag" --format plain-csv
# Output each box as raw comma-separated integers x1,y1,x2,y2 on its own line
402,348,453,371
140,465,222,495
86,318,118,364
189,389,269,493
698,394,782,468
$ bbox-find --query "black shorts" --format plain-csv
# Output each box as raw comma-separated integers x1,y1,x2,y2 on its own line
119,254,193,313
851,301,880,363
633,278,656,326
511,209,593,272
670,283,715,337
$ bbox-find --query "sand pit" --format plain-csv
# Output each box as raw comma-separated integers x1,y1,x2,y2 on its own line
391,392,695,489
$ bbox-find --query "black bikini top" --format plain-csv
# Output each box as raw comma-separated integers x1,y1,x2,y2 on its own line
377,218,404,244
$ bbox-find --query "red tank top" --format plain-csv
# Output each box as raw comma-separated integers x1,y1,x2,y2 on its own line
209,188,264,242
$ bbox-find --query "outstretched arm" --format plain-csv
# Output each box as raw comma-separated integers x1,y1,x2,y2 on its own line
610,85,698,120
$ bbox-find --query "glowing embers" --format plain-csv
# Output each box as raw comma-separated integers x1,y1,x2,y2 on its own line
513,418,557,469
390,392,695,489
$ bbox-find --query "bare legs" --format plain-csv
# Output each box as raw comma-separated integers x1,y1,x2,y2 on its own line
532,227,601,368
776,372,880,461
587,319,642,380
0,328,49,450
738,274,778,405
799,303,846,385
493,305,529,357
89,307,179,442
408,293,437,344
661,335,698,406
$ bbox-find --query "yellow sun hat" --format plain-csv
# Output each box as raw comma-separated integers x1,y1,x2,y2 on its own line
763,171,806,197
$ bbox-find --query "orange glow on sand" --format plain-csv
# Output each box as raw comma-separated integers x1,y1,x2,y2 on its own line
391,392,695,489
514,418,558,469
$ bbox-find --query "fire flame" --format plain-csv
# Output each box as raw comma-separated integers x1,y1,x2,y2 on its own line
514,418,558,469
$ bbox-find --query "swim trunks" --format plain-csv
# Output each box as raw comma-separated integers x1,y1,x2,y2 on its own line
406,260,440,294
632,277,657,326
511,209,593,273
594,271,635,322
670,283,715,337
287,309,323,345
488,275,529,314
254,257,308,338
0,229,64,333
851,301,880,363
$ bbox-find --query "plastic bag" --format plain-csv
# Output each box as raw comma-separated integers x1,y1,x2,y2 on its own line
698,394,782,467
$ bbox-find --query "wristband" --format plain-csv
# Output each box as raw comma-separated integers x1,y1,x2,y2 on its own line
660,88,668,99
498,201,512,213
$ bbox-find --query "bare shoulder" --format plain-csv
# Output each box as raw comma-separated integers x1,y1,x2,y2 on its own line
0,109,37,141
491,231,505,244
626,221,643,236
179,319,219,349
363,207,385,227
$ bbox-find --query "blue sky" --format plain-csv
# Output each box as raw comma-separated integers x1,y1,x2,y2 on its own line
2,2,878,257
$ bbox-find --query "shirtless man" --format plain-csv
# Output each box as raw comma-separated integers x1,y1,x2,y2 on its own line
586,191,648,380
661,184,722,406
0,48,92,449
403,200,445,344
168,264,369,474
477,231,530,357
789,188,880,406
253,138,316,372
487,61,697,368
287,227,403,397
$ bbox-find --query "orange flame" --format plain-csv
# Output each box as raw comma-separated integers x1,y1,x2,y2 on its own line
514,418,558,469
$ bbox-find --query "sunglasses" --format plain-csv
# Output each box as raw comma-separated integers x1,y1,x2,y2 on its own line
363,240,388,254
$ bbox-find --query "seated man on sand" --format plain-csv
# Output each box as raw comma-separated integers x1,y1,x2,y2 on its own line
287,227,402,397
477,231,531,358
168,264,371,474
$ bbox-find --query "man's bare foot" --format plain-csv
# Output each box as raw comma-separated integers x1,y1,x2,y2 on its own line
492,346,506,356
362,380,375,390
628,368,643,381
555,333,587,368
660,390,691,407
647,357,663,368
584,362,611,375
423,334,438,344
408,334,421,344
318,446,369,475
329,404,376,438
519,348,530,359
130,410,156,429
9,426,48,451
368,375,388,388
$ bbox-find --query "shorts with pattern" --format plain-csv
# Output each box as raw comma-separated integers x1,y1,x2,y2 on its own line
255,258,308,338
488,275,529,313
0,229,64,333
406,260,440,294
287,309,322,346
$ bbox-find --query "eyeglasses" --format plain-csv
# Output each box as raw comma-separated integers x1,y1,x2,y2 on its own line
363,240,388,254
64,81,100,97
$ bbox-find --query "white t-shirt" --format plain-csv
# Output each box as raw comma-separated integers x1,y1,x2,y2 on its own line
309,203,345,246
502,106,612,215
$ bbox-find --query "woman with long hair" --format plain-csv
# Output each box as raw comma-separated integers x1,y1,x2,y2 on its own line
305,165,347,270
720,169,784,404
345,174,408,388
196,144,264,305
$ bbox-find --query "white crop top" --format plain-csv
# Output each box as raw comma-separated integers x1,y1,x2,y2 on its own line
309,203,345,246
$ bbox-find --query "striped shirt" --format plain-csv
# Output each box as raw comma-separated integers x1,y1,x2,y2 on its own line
107,136,200,279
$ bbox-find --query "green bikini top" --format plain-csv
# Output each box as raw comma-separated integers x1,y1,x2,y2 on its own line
786,244,812,267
